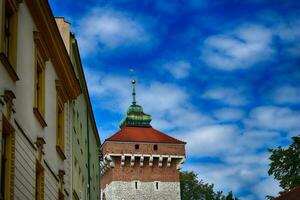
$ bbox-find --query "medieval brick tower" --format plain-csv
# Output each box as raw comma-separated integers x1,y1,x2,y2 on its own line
100,80,186,200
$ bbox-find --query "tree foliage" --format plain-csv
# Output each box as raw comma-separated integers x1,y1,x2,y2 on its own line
180,171,239,200
268,135,300,192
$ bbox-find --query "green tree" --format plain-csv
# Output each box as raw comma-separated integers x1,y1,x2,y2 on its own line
268,135,300,192
180,171,239,200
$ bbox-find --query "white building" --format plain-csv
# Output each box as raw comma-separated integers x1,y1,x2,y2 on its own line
0,0,81,199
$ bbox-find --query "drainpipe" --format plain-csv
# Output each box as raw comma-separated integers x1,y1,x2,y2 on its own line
87,104,91,200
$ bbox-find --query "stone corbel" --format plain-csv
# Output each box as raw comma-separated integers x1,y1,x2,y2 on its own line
149,156,153,167
4,90,16,119
105,155,115,168
35,137,46,162
176,158,185,170
103,158,110,168
140,156,144,167
121,155,125,167
158,156,163,168
167,156,172,167
130,155,135,167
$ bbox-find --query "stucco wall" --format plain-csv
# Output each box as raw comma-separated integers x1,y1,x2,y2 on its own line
72,69,100,200
1,2,72,199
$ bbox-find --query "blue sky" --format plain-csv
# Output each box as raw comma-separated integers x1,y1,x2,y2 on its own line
49,0,300,199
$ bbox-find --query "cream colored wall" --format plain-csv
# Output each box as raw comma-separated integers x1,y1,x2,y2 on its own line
16,2,67,174
55,18,71,55
0,2,72,199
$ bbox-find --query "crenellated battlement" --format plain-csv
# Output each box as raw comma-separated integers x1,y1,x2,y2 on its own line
100,153,185,175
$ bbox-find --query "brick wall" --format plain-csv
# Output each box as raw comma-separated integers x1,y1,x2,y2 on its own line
102,141,185,156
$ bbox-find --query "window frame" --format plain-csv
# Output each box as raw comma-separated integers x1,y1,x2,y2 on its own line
56,95,64,151
55,80,67,160
36,160,45,200
0,0,19,82
33,31,48,128
154,181,160,191
0,115,15,200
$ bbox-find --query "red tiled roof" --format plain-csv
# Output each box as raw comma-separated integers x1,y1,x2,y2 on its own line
105,126,186,144
274,186,300,200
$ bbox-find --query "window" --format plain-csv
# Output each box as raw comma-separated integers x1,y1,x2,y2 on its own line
72,107,75,131
76,111,79,129
33,32,48,128
154,181,159,191
36,160,44,200
0,0,19,82
135,144,139,150
35,60,45,114
153,145,158,151
0,132,7,199
1,115,15,200
56,99,64,150
80,123,82,144
55,80,67,160
56,90,65,160
135,181,138,190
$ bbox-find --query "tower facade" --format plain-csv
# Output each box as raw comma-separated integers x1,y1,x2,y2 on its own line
100,80,186,200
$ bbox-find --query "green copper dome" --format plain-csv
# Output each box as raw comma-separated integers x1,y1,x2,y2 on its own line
119,80,152,128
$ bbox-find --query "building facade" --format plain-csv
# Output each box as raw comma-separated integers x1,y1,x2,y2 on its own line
0,0,100,199
55,18,101,200
100,80,186,200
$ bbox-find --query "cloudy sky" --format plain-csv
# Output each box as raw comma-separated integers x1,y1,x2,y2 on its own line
49,0,300,199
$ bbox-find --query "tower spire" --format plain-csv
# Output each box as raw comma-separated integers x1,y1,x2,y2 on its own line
132,79,136,105
119,79,152,128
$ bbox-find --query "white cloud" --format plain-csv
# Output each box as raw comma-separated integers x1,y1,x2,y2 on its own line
85,68,213,132
258,10,300,57
245,106,300,131
178,121,284,199
163,60,192,79
180,125,240,156
213,108,245,121
201,24,274,70
184,156,277,199
275,17,300,57
253,177,281,199
76,7,155,55
178,124,282,158
238,130,282,150
272,85,300,104
202,87,247,106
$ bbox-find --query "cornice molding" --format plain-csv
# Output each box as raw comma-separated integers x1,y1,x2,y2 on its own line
55,80,68,103
24,0,81,100
33,31,49,62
